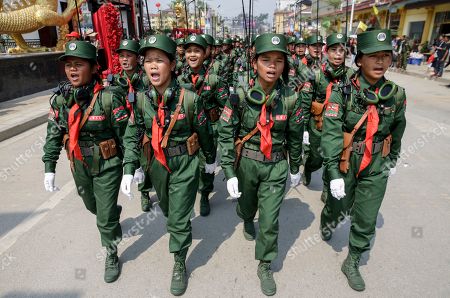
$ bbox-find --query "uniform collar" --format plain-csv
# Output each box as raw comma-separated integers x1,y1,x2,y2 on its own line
358,73,386,91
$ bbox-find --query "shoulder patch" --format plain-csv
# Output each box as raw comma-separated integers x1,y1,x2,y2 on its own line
324,103,339,118
220,106,233,123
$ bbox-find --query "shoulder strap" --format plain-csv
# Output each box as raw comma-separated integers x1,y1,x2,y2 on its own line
136,92,146,116
80,91,100,129
350,108,370,137
197,73,210,96
283,87,297,116
161,88,185,148
183,89,196,131
238,126,259,144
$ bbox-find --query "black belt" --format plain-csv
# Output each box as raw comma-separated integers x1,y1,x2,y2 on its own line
352,141,383,155
241,148,285,163
165,143,187,157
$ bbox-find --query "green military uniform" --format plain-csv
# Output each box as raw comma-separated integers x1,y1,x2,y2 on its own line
301,33,354,202
294,37,307,63
178,34,229,216
43,41,128,283
113,39,153,211
304,35,324,69
218,34,304,296
396,38,411,71
122,35,216,295
220,38,235,85
175,38,186,77
319,29,407,291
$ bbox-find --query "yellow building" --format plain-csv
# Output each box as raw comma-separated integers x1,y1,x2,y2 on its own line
399,1,450,43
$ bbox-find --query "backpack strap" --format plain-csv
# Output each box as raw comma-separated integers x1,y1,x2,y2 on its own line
183,88,196,132
101,89,113,123
282,86,297,117
161,88,185,148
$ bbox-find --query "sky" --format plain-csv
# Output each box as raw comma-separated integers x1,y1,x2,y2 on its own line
150,0,277,21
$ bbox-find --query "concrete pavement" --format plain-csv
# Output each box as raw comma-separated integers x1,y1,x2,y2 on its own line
0,89,52,142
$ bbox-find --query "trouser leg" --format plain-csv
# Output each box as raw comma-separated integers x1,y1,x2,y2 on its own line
255,160,288,261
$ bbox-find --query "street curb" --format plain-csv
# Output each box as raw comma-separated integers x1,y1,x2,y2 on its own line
0,113,47,142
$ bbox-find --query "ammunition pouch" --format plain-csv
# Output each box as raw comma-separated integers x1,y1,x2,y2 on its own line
186,133,200,155
98,139,118,160
311,100,325,130
142,134,153,170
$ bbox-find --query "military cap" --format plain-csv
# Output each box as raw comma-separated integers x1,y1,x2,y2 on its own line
357,29,392,54
201,34,214,45
223,38,232,45
214,38,223,46
176,38,185,46
295,36,307,45
254,33,288,55
138,34,176,57
326,33,347,47
184,34,208,50
59,41,97,62
116,39,140,54
307,35,324,45
288,36,296,44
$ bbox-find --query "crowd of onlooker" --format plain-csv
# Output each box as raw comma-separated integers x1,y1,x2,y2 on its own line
386,33,449,78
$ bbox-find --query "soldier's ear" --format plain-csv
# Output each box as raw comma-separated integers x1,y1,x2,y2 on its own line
170,60,176,72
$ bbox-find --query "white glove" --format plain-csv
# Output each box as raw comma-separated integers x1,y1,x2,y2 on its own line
133,168,145,184
389,167,396,177
226,177,241,198
330,178,346,200
121,174,134,199
204,162,217,174
290,172,301,188
303,131,310,145
44,172,58,192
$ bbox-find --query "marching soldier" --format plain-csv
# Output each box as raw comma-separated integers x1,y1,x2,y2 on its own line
320,29,406,291
178,35,229,216
120,34,216,295
201,33,220,74
301,33,355,202
294,37,307,64
218,33,304,296
175,38,186,77
304,35,324,69
221,38,235,86
43,41,129,283
110,39,153,212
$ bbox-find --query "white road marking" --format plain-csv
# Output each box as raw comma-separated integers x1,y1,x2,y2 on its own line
0,180,75,256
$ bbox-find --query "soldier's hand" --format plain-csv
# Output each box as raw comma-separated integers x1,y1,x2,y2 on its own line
205,162,217,174
290,172,301,188
330,178,346,200
121,174,134,200
44,172,58,192
303,131,310,145
226,177,241,198
133,168,145,184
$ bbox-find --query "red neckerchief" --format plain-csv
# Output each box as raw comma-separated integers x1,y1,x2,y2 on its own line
151,95,171,172
68,83,104,165
352,76,380,176
257,95,274,160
